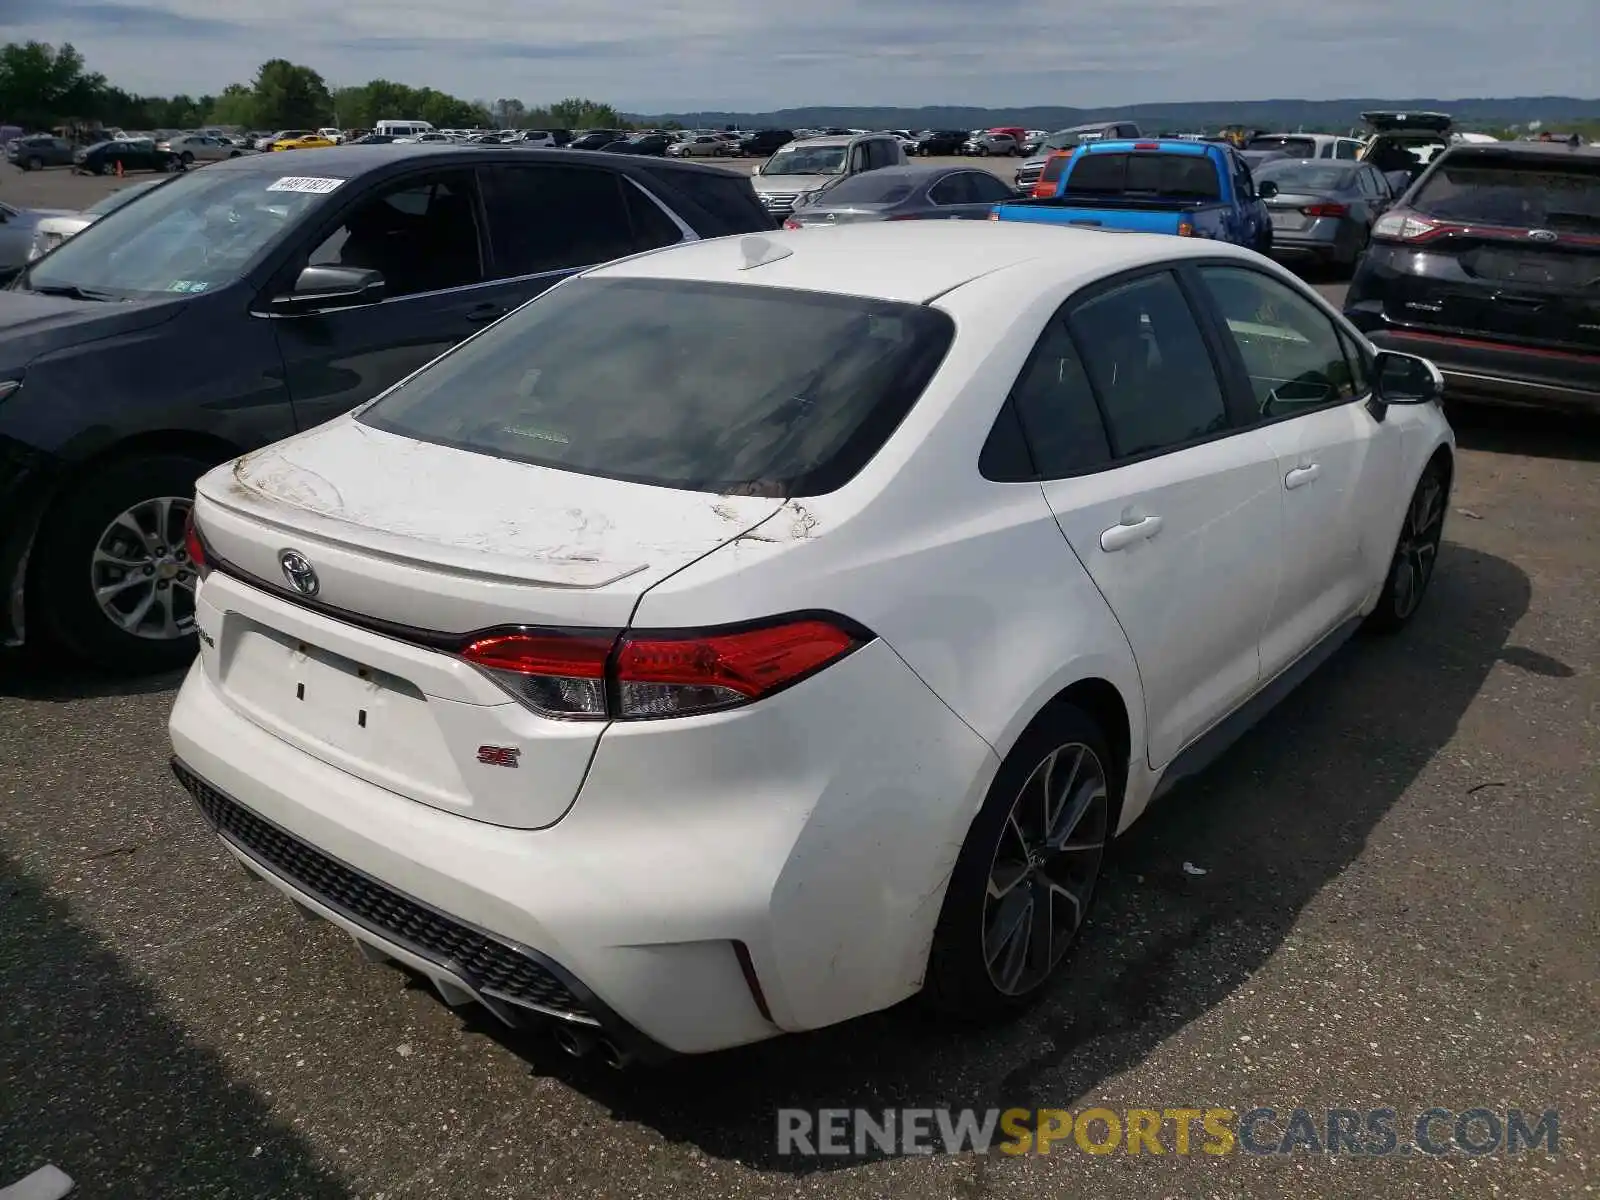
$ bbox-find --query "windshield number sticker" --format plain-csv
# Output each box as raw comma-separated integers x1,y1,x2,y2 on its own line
167,280,210,293
266,176,345,194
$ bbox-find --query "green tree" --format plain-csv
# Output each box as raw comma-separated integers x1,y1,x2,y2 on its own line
547,97,622,129
208,83,257,128
0,40,106,128
251,58,331,129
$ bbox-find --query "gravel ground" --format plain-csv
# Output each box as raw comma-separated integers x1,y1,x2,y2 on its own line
0,151,1594,1197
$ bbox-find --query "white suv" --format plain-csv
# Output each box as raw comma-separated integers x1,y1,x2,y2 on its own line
170,223,1453,1063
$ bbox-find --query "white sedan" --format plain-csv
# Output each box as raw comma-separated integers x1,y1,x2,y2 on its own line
169,223,1453,1063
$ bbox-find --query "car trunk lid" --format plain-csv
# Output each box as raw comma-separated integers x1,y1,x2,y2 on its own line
191,418,782,828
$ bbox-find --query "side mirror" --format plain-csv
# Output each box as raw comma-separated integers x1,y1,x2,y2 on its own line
1373,350,1444,405
750,162,762,175
1256,179,1279,200
270,265,386,315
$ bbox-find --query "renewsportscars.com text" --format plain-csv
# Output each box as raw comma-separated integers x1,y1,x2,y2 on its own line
777,1106,1561,1157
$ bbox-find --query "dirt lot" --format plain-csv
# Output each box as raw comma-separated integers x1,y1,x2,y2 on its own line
0,152,1595,1200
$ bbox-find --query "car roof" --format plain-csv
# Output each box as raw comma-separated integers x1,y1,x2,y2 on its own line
197,143,745,178
1440,141,1600,163
585,221,1259,306
789,135,871,147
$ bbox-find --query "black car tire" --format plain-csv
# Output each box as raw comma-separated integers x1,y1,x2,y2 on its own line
1365,458,1448,635
924,702,1117,1020
90,161,106,176
32,453,213,674
180,151,195,165
25,155,42,171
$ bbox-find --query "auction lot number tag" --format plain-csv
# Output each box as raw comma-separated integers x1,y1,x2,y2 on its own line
267,176,346,194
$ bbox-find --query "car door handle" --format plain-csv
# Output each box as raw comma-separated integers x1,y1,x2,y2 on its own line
1100,514,1163,552
1285,463,1321,490
464,303,507,323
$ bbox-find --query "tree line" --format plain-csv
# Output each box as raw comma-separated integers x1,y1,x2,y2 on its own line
0,40,631,134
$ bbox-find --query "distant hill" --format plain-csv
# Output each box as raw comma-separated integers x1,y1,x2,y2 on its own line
631,96,1600,134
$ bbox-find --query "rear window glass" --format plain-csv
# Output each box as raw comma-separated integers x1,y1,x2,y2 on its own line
821,173,915,204
1411,158,1600,231
1067,152,1221,200
359,277,955,497
1254,162,1359,191
1247,136,1318,157
661,170,772,231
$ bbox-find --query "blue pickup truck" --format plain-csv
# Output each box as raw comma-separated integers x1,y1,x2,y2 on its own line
990,138,1275,252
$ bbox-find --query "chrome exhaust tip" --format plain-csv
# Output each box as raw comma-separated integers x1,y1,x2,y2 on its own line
599,1038,634,1070
553,1025,595,1058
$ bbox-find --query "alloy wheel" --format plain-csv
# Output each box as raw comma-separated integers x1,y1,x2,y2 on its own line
982,742,1109,996
89,496,198,640
1390,471,1446,620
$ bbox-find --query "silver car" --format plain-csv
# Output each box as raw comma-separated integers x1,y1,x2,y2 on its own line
1013,120,1142,194
749,133,905,218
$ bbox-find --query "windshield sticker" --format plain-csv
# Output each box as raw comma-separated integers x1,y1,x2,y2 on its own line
266,176,345,194
167,280,210,293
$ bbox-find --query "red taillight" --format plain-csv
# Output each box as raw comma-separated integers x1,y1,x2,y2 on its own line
614,619,860,717
460,617,865,720
1133,141,1161,150
782,218,801,230
182,510,211,580
460,630,614,718
1302,202,1349,218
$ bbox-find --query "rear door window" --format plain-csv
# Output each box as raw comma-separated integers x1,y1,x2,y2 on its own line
1066,272,1229,458
480,164,650,276
929,173,975,205
967,171,1015,203
360,277,955,496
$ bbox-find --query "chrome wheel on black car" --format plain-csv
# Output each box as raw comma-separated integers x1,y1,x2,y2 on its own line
32,453,212,672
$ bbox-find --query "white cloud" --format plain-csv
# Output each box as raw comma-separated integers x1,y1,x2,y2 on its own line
2,0,1596,112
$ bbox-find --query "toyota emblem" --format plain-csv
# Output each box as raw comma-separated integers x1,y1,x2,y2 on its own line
278,549,319,597
1528,229,1558,243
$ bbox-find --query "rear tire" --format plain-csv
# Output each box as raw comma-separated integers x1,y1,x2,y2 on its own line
924,704,1117,1020
32,453,215,674
25,155,42,172
1365,459,1448,634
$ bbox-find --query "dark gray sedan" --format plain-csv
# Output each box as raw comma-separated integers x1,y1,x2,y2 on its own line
1253,158,1397,271
781,164,1018,228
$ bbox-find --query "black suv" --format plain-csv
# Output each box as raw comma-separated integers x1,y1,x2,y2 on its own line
1344,139,1600,414
0,145,775,670
739,129,795,157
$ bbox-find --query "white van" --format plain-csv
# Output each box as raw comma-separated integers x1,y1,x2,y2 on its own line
374,120,435,139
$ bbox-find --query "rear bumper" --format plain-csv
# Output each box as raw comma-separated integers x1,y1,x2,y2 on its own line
1354,324,1600,414
168,622,995,1055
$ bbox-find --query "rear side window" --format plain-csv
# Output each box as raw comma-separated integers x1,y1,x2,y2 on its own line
1067,273,1228,458
660,169,772,231
480,164,647,275
1006,315,1112,476
360,277,955,496
1410,156,1600,229
1067,153,1221,200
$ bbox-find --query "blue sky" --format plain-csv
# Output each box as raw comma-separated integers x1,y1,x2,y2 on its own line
4,0,1596,113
